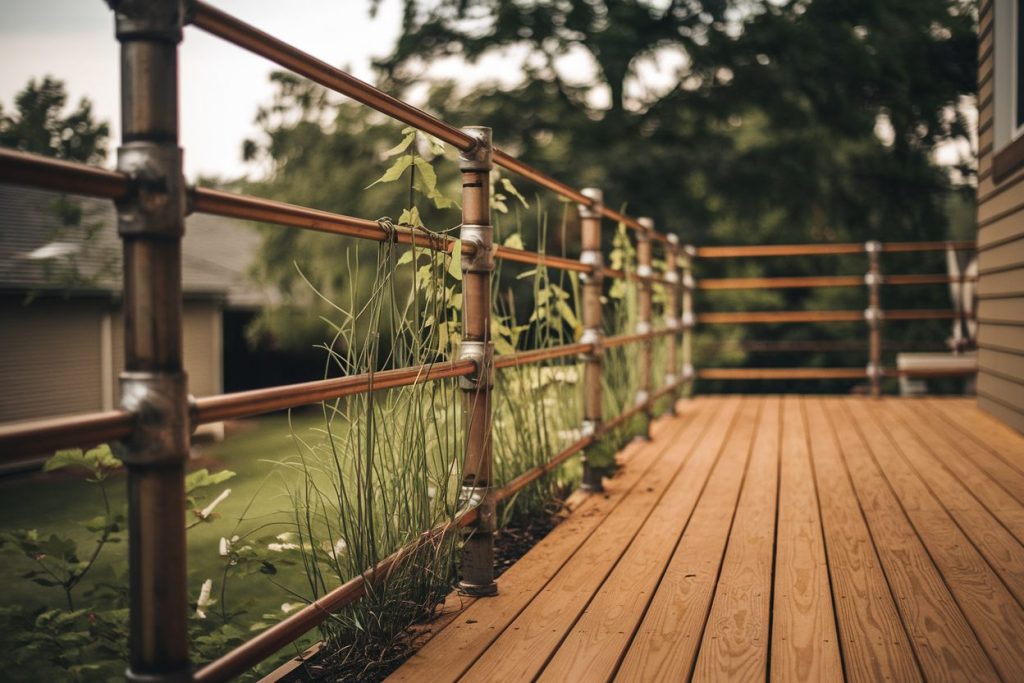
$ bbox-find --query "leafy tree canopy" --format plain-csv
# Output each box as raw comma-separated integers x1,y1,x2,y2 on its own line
0,76,109,164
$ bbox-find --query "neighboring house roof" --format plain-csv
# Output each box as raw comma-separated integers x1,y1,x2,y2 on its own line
0,183,272,307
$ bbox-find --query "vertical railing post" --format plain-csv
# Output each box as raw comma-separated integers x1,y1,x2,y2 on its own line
636,218,654,439
109,1,191,679
865,240,882,397
578,188,604,492
663,234,681,414
457,126,497,596
682,245,696,391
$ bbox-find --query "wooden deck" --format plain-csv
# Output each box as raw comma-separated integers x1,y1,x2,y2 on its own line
388,396,1024,683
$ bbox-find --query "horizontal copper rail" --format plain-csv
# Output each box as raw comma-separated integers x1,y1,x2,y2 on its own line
193,187,459,253
699,368,870,380
492,435,593,501
494,342,592,369
697,274,979,290
698,367,977,380
695,241,976,258
493,246,590,273
698,309,960,324
603,328,674,349
0,148,129,199
0,410,134,460
188,2,664,241
191,507,478,683
193,360,475,425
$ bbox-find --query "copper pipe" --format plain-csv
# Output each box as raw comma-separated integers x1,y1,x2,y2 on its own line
604,329,671,347
193,187,459,254
0,410,134,461
883,309,961,321
578,188,604,491
494,343,592,370
192,509,477,683
697,274,979,289
635,219,654,436
695,241,975,258
493,245,590,273
699,275,866,290
192,360,476,425
697,309,962,324
866,244,882,397
0,148,129,199
188,3,666,243
698,368,869,379
190,2,472,149
493,435,593,501
663,237,681,414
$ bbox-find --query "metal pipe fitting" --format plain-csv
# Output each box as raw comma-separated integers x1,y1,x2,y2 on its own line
119,372,190,466
457,340,495,390
458,126,493,172
460,224,494,272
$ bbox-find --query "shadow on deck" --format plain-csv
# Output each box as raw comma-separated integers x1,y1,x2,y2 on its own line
388,396,1024,683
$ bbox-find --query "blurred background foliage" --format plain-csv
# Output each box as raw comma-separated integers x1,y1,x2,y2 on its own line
234,0,977,392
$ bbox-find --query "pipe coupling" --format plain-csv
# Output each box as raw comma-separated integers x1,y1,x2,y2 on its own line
864,307,884,326
116,141,186,238
866,363,882,379
636,321,652,336
635,390,650,408
579,328,603,359
683,363,695,381
459,485,496,532
119,371,189,466
864,272,882,287
579,188,604,219
459,127,493,172
458,340,494,390
864,240,882,254
460,224,494,273
682,273,696,291
637,264,654,279
109,0,184,43
580,250,604,283
581,418,601,439
681,311,696,330
664,269,679,284
665,316,681,332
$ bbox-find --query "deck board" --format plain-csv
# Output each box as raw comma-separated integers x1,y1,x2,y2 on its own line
387,396,1024,683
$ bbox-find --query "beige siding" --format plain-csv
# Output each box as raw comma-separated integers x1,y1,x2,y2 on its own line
0,300,105,423
2,298,222,424
978,0,1024,432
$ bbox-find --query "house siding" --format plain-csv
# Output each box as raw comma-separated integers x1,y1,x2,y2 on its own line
978,0,1024,433
1,297,223,425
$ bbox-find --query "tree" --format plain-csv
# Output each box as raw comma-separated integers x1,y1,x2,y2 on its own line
1,77,115,296
0,76,109,164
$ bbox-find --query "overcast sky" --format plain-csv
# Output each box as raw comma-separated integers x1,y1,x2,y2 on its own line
0,0,407,179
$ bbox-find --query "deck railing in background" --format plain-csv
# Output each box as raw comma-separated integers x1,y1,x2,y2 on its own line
0,0,975,679
692,239,978,396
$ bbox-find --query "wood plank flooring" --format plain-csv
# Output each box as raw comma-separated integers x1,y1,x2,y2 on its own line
388,396,1024,683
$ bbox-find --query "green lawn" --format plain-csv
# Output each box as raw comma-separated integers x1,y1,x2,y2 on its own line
0,409,327,645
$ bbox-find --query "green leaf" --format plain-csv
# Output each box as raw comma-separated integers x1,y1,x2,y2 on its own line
503,233,525,250
382,129,416,158
448,241,462,281
501,178,529,208
366,154,413,188
184,469,236,495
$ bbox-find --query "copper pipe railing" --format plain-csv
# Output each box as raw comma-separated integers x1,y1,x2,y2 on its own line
695,241,976,258
0,410,134,459
697,273,978,290
698,367,977,380
0,148,128,199
188,2,663,241
697,309,960,324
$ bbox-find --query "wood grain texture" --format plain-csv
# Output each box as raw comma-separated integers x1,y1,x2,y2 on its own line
691,397,780,683
770,396,843,683
539,399,758,682
846,399,1024,681
459,398,743,682
612,398,759,681
387,401,714,683
803,398,922,683
825,399,999,683
387,397,1024,683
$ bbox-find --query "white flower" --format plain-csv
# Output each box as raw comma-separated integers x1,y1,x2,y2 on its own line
281,602,302,614
195,579,214,619
427,485,438,501
323,538,348,560
275,532,297,543
267,541,299,552
199,489,231,519
219,534,240,557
